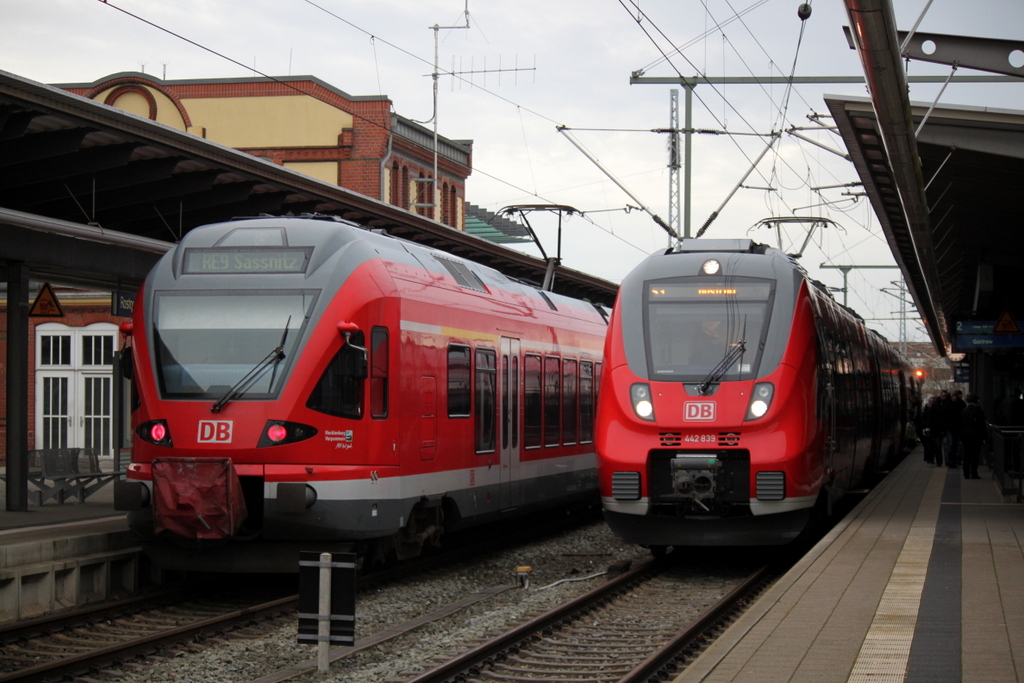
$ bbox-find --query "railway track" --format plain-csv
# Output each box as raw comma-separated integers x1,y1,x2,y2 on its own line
399,554,773,683
0,582,296,683
0,509,607,682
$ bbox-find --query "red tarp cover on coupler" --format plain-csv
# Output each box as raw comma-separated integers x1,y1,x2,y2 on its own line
152,458,248,539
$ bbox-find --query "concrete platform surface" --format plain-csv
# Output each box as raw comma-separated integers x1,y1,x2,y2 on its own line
675,451,1024,682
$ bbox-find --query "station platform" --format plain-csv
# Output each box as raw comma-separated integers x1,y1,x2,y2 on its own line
0,458,126,534
676,449,1024,683
0,463,139,623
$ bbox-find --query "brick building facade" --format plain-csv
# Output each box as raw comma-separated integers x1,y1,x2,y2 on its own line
60,73,473,228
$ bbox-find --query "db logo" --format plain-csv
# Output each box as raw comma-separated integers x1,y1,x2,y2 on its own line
684,402,716,421
197,420,233,443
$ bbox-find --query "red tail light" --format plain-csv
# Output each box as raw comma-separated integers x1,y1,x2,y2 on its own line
257,420,318,448
138,419,173,446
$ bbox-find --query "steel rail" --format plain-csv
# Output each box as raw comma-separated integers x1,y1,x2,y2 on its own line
620,564,773,682
401,557,660,683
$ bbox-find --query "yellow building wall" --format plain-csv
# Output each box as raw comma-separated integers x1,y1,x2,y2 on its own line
283,161,339,184
180,96,352,148
92,86,188,131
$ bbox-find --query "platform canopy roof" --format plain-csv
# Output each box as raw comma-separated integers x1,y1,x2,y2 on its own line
0,69,617,305
836,0,1024,355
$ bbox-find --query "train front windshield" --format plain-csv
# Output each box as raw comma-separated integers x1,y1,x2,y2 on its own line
644,278,775,381
153,291,318,399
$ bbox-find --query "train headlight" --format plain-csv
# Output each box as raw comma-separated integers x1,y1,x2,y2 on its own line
630,383,656,421
137,419,173,447
257,420,319,447
745,382,775,421
701,259,721,275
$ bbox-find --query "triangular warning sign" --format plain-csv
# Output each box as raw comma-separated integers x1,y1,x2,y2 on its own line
993,310,1022,334
29,282,65,317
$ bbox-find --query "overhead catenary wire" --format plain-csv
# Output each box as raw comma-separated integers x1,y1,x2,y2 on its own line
97,0,671,260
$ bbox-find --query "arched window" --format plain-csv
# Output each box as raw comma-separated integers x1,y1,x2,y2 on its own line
401,167,410,209
390,162,400,206
450,185,458,227
441,182,451,226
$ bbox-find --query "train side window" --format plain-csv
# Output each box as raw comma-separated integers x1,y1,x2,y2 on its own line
544,356,561,447
511,354,519,450
447,344,471,418
524,353,542,449
502,353,510,451
580,361,594,444
307,331,366,419
562,359,578,446
475,348,497,454
370,327,389,419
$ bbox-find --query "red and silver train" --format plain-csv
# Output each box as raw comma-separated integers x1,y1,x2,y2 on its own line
596,239,915,550
115,215,608,571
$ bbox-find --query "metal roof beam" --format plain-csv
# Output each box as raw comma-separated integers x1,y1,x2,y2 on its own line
0,127,89,165
898,30,1024,78
843,0,949,353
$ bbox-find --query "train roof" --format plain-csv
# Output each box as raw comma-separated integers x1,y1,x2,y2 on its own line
172,214,609,320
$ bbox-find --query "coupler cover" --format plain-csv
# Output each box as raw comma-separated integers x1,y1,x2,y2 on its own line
152,458,248,539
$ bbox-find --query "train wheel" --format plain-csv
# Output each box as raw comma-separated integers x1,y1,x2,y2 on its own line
395,501,444,561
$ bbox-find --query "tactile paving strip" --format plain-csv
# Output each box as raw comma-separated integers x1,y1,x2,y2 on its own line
846,469,945,682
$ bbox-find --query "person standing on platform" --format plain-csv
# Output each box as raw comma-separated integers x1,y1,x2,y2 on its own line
960,393,986,479
950,390,966,467
935,390,954,466
921,396,940,464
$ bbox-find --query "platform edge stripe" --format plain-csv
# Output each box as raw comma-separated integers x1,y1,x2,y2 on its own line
846,466,945,683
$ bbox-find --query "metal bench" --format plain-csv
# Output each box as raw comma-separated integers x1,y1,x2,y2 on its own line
25,448,122,505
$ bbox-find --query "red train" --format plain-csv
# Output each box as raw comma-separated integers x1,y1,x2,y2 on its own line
596,239,916,550
115,215,608,571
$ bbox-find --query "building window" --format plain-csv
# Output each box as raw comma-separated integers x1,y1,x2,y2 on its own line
450,185,458,227
82,335,114,366
40,335,72,366
402,166,410,209
391,162,400,206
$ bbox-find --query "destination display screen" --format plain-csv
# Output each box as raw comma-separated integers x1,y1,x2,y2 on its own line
182,248,312,275
648,281,772,300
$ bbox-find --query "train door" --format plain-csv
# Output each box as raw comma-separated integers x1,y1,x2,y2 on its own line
419,376,436,461
500,337,521,508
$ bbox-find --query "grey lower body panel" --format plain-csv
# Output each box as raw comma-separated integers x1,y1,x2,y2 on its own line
129,467,598,571
603,507,811,546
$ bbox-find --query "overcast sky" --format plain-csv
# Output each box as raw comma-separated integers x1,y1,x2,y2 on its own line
4,0,1023,342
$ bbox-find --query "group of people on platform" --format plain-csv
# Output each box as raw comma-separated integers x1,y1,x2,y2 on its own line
917,389,988,479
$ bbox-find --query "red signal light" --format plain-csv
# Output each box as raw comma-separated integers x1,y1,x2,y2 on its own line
914,369,925,378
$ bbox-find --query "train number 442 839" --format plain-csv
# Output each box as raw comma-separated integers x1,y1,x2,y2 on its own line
683,434,717,443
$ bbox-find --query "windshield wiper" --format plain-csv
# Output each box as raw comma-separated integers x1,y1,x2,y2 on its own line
211,317,291,413
698,339,746,396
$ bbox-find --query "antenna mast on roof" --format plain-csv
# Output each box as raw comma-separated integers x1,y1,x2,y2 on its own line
414,3,534,222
